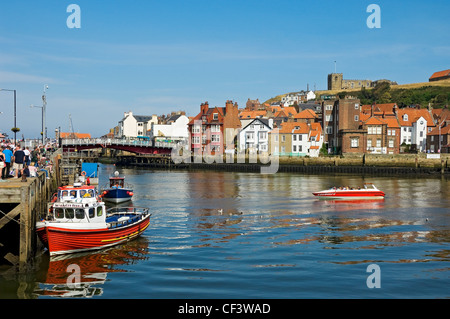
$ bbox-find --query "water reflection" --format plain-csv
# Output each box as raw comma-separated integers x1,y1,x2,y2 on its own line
34,238,150,298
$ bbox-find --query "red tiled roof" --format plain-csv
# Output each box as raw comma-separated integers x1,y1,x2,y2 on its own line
397,108,434,127
430,69,450,80
60,132,91,138
428,124,450,136
294,109,317,119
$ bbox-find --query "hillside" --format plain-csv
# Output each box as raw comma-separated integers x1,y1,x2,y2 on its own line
265,79,450,107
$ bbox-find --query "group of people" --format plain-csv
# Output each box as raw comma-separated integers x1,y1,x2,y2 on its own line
0,142,53,180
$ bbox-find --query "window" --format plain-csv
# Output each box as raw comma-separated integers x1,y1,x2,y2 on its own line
325,115,333,122
326,126,333,134
376,139,381,147
192,136,200,144
213,113,218,120
211,134,220,142
75,209,85,219
326,105,333,111
376,126,382,134
420,131,423,137
55,208,64,219
65,209,75,219
293,135,297,141
403,114,408,121
211,125,220,132
431,136,434,142
89,208,95,218
389,139,394,148
368,127,373,134
355,103,359,110
354,115,359,121
282,135,286,142
293,145,297,152
192,125,201,133
351,138,358,148
246,133,254,140
259,132,267,140
97,206,103,217
367,139,372,148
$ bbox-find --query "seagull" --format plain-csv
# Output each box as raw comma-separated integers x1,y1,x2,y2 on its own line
218,209,223,214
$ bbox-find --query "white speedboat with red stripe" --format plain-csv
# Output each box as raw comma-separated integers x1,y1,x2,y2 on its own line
312,183,385,200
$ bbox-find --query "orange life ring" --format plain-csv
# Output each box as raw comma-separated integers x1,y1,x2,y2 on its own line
81,171,86,176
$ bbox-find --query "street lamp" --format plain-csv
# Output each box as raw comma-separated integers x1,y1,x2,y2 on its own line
42,85,49,145
0,88,17,144
30,104,44,144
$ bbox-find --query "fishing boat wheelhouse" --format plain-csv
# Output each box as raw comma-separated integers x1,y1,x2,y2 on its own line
100,171,134,203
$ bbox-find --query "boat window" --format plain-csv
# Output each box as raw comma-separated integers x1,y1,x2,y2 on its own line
97,206,103,217
80,190,87,197
88,189,95,197
75,209,85,219
89,208,95,218
55,208,64,219
70,190,77,198
61,190,68,197
65,208,75,219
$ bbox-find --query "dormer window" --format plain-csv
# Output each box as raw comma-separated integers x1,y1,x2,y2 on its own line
213,113,218,120
403,114,408,121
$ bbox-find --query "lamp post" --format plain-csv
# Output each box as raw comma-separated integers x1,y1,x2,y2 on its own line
0,88,17,144
42,85,48,145
30,104,44,144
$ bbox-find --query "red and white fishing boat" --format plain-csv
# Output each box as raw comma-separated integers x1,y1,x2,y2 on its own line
36,184,151,256
312,183,385,200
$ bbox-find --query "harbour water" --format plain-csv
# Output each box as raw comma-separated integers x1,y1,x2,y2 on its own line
1,164,449,299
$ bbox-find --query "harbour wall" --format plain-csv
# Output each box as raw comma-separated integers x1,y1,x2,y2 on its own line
0,151,61,271
115,153,450,177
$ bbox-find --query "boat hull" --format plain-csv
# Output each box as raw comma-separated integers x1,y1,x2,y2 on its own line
313,190,385,200
36,215,150,256
102,188,133,203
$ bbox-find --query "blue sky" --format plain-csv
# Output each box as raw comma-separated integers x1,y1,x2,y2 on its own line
0,0,449,138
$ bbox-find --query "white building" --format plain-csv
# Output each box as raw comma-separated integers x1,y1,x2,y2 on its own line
399,112,428,152
148,114,189,146
238,118,273,153
291,122,323,157
306,90,316,101
117,111,158,138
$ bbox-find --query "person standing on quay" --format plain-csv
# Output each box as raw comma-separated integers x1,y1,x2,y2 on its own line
2,145,13,179
0,148,5,180
12,145,25,178
24,146,31,166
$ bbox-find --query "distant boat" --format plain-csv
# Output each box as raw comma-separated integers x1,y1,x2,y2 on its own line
312,183,385,200
36,193,150,256
100,171,134,203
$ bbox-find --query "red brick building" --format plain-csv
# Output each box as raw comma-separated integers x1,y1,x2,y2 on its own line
188,100,241,156
324,98,364,153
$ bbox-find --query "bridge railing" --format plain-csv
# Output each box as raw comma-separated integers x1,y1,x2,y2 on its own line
62,138,179,149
